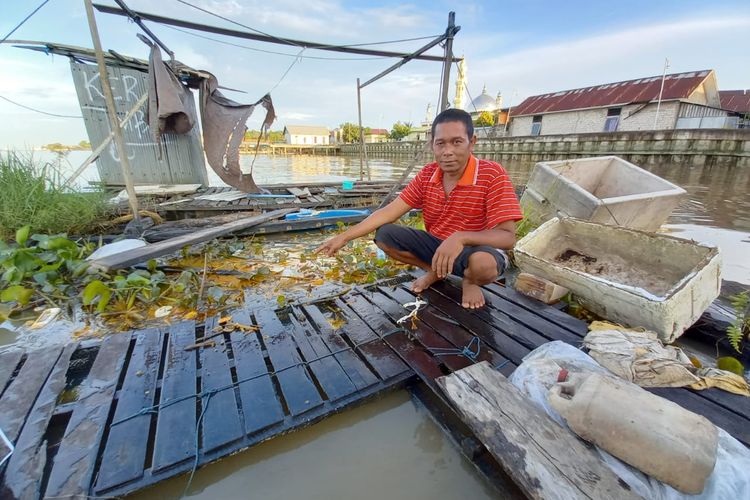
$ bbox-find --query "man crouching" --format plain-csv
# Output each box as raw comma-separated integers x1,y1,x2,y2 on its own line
316,108,523,309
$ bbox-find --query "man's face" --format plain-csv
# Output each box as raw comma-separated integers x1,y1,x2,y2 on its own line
432,121,476,176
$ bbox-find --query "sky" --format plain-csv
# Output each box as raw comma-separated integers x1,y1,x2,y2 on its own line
1,0,749,147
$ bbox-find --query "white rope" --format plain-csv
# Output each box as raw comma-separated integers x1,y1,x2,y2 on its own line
396,297,428,325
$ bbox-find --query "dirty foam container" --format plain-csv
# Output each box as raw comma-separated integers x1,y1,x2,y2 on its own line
520,156,687,231
514,218,721,343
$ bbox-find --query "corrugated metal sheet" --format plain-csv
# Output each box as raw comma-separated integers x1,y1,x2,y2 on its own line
720,90,750,114
512,70,712,117
70,61,208,186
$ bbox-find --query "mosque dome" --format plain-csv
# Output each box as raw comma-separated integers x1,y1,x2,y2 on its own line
470,85,498,112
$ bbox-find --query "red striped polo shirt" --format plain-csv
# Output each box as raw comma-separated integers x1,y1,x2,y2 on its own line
399,156,523,240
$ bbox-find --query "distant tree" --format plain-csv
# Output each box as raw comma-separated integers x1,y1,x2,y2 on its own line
340,122,361,143
78,140,91,149
474,111,496,128
43,143,66,151
389,121,412,141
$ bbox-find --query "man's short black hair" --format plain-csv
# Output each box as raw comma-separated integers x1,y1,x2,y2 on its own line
430,108,474,140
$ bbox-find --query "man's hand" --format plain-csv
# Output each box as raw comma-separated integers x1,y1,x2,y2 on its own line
315,234,349,257
432,233,464,278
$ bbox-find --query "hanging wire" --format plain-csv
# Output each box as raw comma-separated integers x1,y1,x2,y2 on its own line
162,25,389,61
265,47,305,95
0,94,82,119
0,0,51,46
174,0,441,51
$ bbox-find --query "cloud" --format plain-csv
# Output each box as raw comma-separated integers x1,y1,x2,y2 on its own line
456,15,750,100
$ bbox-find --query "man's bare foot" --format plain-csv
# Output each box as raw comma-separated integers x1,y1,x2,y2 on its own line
462,280,486,309
412,270,440,293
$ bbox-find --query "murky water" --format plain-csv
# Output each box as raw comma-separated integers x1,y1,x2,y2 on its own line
129,391,498,500
4,150,750,498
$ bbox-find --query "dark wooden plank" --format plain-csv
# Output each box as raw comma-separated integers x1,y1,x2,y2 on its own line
152,321,197,471
438,280,582,345
363,290,472,373
286,310,359,401
89,208,295,271
199,316,243,452
45,333,131,498
0,348,24,397
484,282,588,335
692,387,750,423
332,298,410,381
0,346,62,444
387,284,533,366
379,286,515,376
3,344,76,499
298,305,379,391
228,308,284,435
438,363,640,500
96,329,164,492
342,293,444,382
253,309,324,416
650,387,750,447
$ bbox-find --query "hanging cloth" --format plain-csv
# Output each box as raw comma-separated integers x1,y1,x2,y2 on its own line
145,41,195,144
199,73,275,193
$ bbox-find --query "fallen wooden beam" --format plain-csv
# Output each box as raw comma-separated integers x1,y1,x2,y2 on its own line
437,362,639,500
89,208,295,271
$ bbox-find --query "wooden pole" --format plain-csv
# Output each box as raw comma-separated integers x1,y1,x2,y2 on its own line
439,12,456,113
357,78,366,181
83,0,141,224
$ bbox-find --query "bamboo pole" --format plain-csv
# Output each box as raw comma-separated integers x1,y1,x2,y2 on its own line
83,0,141,224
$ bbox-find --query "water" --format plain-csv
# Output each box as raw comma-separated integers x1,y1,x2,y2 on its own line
130,391,498,500
5,150,750,497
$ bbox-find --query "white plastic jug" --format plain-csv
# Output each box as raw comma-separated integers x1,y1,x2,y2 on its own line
548,372,719,495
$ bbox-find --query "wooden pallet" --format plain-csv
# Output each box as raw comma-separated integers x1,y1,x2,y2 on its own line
2,274,749,498
0,287,412,498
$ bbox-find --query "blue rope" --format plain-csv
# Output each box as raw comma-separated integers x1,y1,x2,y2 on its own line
110,324,489,496
430,336,482,361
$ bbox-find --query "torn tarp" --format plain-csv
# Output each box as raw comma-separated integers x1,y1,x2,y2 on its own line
146,42,195,144
199,74,275,193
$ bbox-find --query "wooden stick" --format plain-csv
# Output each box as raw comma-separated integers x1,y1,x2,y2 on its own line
83,0,141,224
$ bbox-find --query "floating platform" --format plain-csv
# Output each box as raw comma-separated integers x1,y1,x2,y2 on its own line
1,274,748,498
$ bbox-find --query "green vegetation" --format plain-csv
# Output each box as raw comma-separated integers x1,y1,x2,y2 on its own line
243,129,285,143
0,224,411,330
0,153,111,240
339,122,371,143
474,111,496,128
42,140,91,151
726,291,749,353
389,121,412,141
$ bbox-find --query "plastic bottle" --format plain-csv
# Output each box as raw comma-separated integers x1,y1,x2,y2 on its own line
548,372,719,495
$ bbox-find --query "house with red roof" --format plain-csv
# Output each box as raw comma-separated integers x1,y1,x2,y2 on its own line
364,128,390,143
508,70,734,137
720,90,750,128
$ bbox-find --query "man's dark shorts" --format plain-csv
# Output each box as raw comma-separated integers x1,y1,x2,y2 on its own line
374,224,508,278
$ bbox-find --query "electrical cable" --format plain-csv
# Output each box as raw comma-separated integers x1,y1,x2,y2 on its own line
174,0,440,51
0,0,51,46
162,25,388,61
0,94,82,119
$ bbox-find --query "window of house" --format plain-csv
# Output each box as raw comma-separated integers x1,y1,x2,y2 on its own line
531,115,543,136
604,107,621,132
314,136,318,144
303,136,307,144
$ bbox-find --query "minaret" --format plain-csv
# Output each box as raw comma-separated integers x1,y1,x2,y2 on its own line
453,57,467,109
495,91,503,110
424,103,434,125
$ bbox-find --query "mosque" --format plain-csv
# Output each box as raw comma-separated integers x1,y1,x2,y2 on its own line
453,58,510,128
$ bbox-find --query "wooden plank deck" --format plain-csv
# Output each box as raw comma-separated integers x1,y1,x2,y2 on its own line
1,273,749,498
